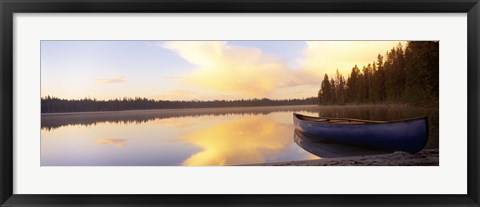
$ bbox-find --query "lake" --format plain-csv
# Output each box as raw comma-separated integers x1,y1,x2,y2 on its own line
41,105,439,166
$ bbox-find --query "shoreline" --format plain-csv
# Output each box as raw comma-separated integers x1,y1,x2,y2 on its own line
41,104,320,116
244,149,439,166
41,103,417,116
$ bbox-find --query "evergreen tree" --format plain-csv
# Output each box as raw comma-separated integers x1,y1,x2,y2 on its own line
316,41,438,105
319,74,332,103
404,41,439,103
335,69,346,104
330,78,336,103
375,54,386,102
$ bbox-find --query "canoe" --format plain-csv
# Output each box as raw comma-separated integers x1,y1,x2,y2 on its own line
293,113,428,153
294,129,391,158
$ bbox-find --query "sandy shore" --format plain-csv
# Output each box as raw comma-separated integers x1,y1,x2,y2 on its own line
247,149,439,166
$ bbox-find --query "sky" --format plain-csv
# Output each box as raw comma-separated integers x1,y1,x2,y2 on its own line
41,41,404,101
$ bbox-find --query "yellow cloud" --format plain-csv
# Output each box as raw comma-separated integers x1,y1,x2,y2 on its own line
96,75,125,84
300,41,405,78
180,116,291,166
164,41,295,98
162,41,405,100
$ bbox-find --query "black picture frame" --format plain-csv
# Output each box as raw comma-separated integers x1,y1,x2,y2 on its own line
1,0,479,206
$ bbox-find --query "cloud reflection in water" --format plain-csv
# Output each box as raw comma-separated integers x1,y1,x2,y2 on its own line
180,116,292,166
96,139,127,148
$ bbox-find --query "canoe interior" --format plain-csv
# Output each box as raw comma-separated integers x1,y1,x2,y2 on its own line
293,113,425,125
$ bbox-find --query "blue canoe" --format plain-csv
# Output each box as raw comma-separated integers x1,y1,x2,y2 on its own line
294,129,391,158
293,113,428,153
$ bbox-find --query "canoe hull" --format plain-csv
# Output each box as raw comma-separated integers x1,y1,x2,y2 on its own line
293,114,428,153
294,129,391,158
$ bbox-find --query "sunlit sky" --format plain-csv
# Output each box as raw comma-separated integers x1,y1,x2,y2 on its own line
41,41,404,101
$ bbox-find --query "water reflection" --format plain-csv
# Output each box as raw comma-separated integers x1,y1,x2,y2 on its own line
41,106,317,131
180,116,292,166
96,139,127,148
41,105,439,166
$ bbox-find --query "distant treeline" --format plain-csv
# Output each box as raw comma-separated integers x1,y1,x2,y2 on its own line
318,41,439,105
41,97,318,113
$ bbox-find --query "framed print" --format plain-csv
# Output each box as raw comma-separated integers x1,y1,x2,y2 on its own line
1,0,479,206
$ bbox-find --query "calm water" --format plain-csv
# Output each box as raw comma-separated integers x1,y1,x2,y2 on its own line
41,105,438,166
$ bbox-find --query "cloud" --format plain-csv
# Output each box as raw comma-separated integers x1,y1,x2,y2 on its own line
163,41,297,98
300,41,405,78
96,76,125,84
161,41,404,99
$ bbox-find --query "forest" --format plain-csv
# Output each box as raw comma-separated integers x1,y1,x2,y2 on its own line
42,41,438,113
41,96,318,113
318,41,439,105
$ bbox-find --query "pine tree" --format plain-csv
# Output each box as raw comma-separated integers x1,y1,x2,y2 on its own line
375,54,386,102
319,74,332,104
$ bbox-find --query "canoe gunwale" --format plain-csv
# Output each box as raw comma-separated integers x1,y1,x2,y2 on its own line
293,113,427,125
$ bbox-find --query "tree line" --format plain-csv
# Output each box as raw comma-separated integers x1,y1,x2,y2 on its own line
318,41,439,105
41,96,318,113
